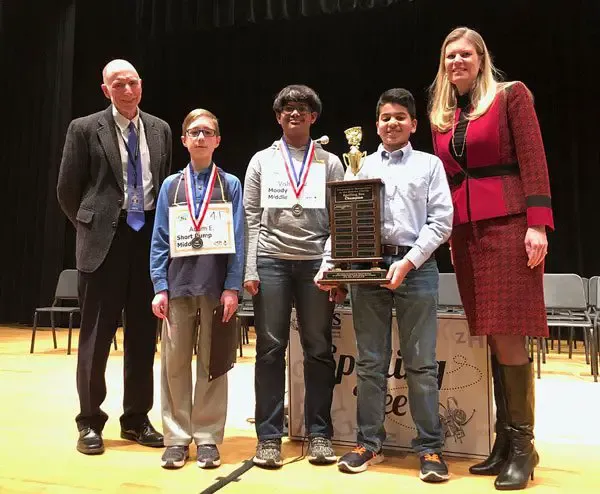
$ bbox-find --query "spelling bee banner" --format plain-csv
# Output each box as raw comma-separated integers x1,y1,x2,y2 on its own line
288,310,493,459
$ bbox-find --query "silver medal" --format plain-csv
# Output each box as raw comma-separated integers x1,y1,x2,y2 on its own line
291,203,303,217
191,234,203,249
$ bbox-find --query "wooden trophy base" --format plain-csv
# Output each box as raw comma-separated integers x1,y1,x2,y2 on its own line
326,178,385,284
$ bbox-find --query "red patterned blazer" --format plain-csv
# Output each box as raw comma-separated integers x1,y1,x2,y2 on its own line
432,81,554,230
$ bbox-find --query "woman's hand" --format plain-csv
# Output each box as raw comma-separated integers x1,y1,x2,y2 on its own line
524,226,548,269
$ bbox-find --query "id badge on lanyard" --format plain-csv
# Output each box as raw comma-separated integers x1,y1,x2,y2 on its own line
260,139,326,212
122,123,144,213
168,166,236,257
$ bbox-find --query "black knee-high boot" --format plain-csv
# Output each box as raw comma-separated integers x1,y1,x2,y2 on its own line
469,355,510,475
494,362,539,491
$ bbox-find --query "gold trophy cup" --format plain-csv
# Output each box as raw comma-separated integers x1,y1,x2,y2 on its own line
342,126,367,176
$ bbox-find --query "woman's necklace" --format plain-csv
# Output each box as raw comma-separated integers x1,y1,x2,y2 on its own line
451,117,470,158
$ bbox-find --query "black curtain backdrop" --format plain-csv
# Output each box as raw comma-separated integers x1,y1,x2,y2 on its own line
1,0,598,323
133,0,404,31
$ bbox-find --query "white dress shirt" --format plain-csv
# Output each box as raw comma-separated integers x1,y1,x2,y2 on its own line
347,142,453,268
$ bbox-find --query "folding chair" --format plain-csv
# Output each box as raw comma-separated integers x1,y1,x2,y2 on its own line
588,276,600,380
555,277,589,358
589,277,598,316
588,276,599,327
543,274,596,381
438,273,464,314
30,269,118,355
542,276,591,363
236,289,254,357
30,269,80,355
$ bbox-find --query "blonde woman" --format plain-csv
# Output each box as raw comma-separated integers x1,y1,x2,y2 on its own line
429,27,553,490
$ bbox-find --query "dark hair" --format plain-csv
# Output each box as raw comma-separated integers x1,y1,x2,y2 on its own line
273,84,323,116
376,88,416,120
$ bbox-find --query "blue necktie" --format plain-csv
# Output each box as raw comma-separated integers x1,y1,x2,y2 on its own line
126,122,145,231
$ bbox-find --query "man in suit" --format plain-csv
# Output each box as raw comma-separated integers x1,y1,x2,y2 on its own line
57,59,172,455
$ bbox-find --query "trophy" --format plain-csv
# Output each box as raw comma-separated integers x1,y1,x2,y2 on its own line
343,126,367,175
320,126,387,285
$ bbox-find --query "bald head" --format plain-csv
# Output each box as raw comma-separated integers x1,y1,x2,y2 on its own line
101,59,142,120
102,59,139,85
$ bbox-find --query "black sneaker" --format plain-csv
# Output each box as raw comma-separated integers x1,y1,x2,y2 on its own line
196,444,221,469
161,445,189,469
253,439,283,468
307,436,336,465
337,445,384,473
419,453,450,482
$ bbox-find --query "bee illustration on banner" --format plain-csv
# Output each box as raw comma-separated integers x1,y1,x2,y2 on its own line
439,396,475,444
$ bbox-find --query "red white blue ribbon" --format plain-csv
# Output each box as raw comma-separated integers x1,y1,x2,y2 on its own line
183,164,217,232
279,139,315,199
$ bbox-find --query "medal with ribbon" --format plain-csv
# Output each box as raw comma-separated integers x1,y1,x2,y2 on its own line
280,138,315,216
183,163,217,249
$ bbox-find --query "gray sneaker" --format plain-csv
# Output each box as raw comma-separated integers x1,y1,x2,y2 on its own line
307,436,336,465
196,444,221,468
161,445,189,469
253,439,283,468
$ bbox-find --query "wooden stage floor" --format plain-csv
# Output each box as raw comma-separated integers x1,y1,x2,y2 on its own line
0,325,597,493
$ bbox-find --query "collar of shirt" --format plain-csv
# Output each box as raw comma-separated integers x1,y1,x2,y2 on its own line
379,141,413,165
272,139,323,153
193,165,212,178
278,139,312,182
112,105,140,133
281,139,307,153
192,164,214,198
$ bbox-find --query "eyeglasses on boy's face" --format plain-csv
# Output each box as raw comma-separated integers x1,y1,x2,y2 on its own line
185,127,217,138
281,104,312,115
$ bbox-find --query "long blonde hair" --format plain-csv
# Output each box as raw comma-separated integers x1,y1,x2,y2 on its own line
429,27,506,133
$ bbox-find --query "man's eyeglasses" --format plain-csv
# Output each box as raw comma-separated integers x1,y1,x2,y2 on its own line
281,104,311,115
186,128,217,138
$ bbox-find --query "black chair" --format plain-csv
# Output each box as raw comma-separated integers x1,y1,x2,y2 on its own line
30,269,117,355
30,269,80,355
236,289,254,357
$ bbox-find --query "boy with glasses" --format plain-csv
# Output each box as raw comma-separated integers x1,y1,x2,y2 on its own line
150,109,244,469
243,85,345,468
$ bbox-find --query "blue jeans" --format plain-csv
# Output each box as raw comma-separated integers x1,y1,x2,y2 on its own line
350,256,442,455
253,256,335,440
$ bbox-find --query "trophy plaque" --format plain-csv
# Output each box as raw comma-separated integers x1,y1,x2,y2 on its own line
320,127,387,285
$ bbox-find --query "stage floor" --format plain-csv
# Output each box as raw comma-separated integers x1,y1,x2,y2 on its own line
0,325,597,493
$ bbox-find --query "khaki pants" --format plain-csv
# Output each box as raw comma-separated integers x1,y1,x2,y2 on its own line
161,295,227,446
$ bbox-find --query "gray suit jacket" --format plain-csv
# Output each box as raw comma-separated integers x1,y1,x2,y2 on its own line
57,106,172,273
